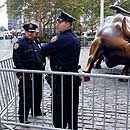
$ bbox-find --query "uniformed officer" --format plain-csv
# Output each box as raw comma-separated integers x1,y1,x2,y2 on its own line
40,11,81,129
13,23,46,123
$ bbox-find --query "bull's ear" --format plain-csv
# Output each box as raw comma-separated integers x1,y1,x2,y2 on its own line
122,17,130,38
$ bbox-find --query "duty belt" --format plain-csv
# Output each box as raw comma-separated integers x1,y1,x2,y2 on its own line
53,65,81,72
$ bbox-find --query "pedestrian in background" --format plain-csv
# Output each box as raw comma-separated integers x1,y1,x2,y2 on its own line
13,23,46,123
40,11,81,130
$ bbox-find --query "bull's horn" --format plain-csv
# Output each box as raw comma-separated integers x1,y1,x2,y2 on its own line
122,17,130,38
110,5,130,15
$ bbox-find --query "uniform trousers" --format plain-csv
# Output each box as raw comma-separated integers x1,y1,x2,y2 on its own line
18,74,42,122
52,74,81,129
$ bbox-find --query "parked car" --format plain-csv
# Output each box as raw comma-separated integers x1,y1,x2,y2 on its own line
4,31,13,39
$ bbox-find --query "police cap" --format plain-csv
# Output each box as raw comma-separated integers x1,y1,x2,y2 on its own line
23,23,38,32
57,11,76,23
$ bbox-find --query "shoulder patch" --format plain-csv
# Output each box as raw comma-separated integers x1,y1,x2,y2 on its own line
13,43,20,50
38,44,41,49
51,36,58,43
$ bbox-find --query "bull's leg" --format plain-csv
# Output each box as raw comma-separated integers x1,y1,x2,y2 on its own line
118,65,130,82
94,55,104,69
84,38,103,73
121,65,130,75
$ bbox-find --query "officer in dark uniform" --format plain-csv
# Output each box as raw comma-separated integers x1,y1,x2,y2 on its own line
13,23,46,123
40,11,81,129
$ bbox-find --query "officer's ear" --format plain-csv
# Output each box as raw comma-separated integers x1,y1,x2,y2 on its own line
65,21,72,28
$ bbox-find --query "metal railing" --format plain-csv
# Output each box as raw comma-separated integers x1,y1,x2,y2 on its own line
0,58,130,130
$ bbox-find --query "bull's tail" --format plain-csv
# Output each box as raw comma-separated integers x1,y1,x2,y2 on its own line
109,5,130,15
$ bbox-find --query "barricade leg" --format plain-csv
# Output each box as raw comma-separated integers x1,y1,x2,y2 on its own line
0,116,3,130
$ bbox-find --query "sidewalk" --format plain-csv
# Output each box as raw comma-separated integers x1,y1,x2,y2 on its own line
1,47,130,130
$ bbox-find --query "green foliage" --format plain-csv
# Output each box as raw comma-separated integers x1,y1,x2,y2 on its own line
7,0,24,17
39,36,49,43
6,0,130,36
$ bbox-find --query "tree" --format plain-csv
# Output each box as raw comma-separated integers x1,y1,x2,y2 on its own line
7,0,84,39
6,0,130,39
7,0,55,38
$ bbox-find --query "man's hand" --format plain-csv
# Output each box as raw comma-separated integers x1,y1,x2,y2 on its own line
18,75,23,80
83,76,90,81
18,74,32,80
51,36,58,43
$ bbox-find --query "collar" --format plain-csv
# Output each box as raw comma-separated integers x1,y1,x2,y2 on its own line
60,28,73,34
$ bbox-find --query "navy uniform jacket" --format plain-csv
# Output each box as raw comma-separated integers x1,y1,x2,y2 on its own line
40,29,80,71
13,37,45,77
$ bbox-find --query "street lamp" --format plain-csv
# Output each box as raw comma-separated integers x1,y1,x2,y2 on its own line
100,0,104,27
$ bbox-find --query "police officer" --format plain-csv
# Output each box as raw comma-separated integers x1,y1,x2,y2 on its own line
40,11,81,129
13,23,46,123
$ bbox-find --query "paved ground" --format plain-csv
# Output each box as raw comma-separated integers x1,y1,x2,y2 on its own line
0,39,13,60
1,46,130,130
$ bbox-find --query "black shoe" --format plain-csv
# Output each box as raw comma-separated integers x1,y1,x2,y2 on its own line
34,112,46,116
19,115,29,123
19,118,28,123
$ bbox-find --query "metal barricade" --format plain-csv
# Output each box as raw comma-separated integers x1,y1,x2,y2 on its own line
0,57,17,130
0,58,130,130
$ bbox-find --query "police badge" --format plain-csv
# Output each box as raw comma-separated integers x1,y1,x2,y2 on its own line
51,36,58,43
13,43,20,50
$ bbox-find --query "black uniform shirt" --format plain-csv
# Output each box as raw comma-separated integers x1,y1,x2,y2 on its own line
40,29,80,71
13,37,45,70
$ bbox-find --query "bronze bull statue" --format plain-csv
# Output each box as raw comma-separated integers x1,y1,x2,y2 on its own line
84,5,130,80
